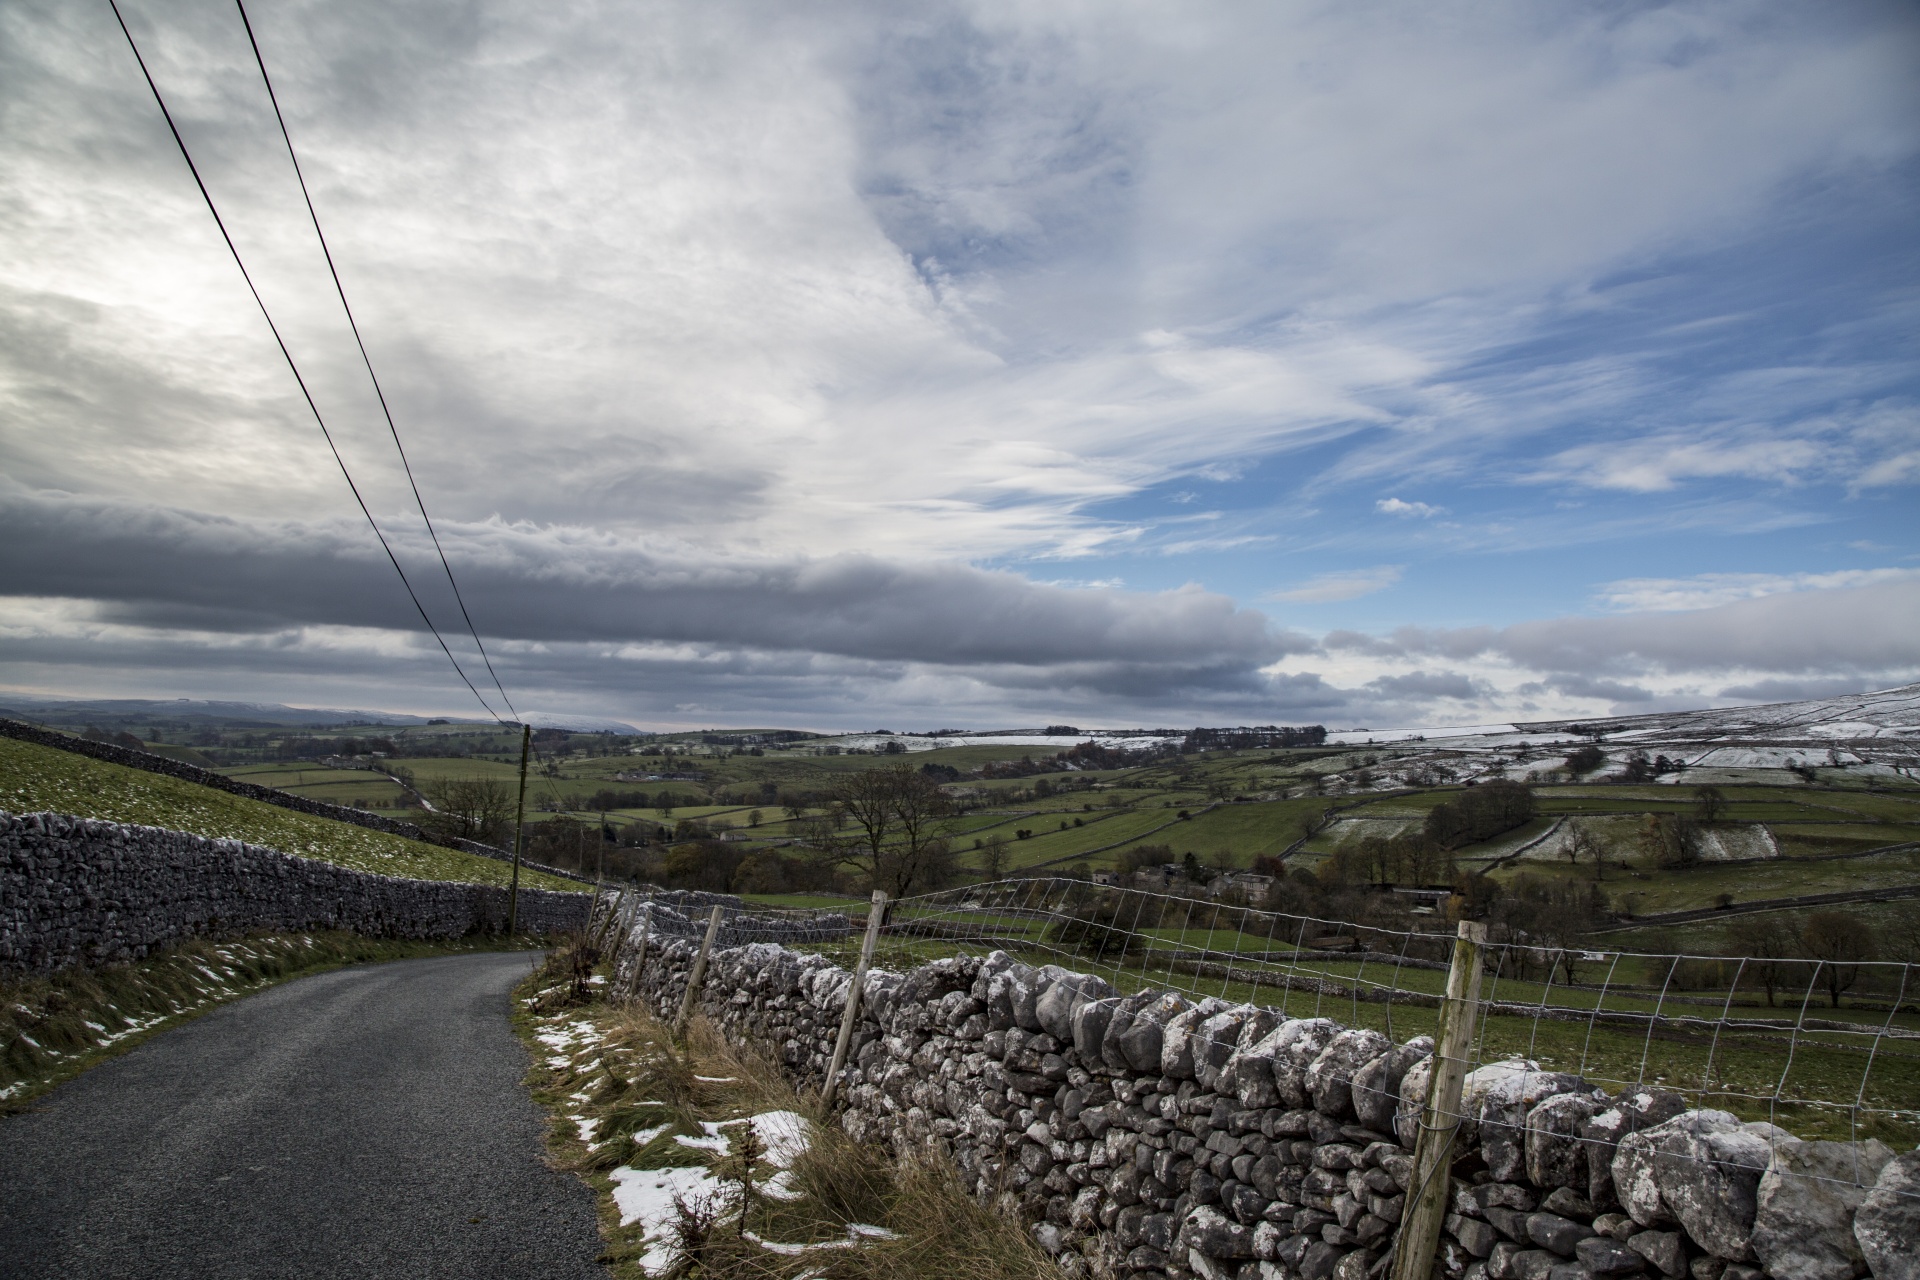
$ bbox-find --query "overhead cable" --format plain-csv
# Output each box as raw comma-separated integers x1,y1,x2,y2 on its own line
108,0,507,724
232,0,519,723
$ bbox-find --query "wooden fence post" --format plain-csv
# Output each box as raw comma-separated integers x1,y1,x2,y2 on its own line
675,905,725,1037
599,891,634,965
1391,920,1488,1280
626,903,654,1001
820,890,888,1112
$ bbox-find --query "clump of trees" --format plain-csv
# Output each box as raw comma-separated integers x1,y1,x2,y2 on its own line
1183,725,1327,751
1563,744,1605,776
1423,780,1535,850
1620,751,1686,782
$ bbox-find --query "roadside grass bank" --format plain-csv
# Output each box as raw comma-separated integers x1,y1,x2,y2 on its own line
0,735,576,890
2,930,534,1111
514,946,1055,1280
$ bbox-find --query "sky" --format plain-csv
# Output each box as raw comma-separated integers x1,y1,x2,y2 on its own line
1,0,1917,731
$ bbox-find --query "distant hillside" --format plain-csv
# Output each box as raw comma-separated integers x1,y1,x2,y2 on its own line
0,696,642,735
1517,681,1920,743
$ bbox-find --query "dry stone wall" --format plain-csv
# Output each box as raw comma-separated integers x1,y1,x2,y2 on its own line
0,811,589,973
615,927,1915,1280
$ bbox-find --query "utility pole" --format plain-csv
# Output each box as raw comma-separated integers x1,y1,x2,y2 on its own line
508,722,530,936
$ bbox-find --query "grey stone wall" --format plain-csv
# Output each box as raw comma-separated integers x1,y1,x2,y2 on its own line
0,716,589,883
1,811,590,973
613,925,1914,1280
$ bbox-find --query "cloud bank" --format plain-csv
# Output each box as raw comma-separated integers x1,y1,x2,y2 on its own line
0,0,1915,725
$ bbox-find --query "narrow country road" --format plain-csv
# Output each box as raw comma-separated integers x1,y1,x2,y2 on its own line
0,951,606,1279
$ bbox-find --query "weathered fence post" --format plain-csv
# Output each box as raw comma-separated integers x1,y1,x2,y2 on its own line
626,903,654,1000
820,890,888,1111
1391,920,1488,1280
599,891,633,965
675,905,725,1037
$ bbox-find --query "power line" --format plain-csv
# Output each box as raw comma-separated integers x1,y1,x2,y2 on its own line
108,0,506,724
231,0,518,723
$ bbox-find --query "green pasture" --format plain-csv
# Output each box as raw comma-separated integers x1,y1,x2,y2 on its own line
221,763,412,809
1516,842,1920,914
381,756,528,785
0,737,577,891
1602,897,1920,955
993,807,1194,870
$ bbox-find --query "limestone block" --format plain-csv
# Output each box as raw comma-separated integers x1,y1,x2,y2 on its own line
1747,1137,1892,1280
1352,1037,1431,1133
1852,1150,1920,1280
1306,1029,1392,1119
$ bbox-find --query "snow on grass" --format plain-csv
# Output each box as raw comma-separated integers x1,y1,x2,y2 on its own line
747,1110,812,1168
674,1122,732,1154
760,1169,802,1201
608,1164,723,1275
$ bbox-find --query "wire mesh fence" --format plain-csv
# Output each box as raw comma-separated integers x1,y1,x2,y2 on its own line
588,876,1920,1275
598,877,1920,1151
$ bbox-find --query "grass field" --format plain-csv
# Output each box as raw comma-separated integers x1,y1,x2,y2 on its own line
222,762,414,809
172,725,1920,918
0,737,576,890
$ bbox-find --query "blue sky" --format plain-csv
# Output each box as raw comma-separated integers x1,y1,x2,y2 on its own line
0,0,1915,728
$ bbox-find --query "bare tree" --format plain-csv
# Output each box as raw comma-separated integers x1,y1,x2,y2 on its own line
979,833,1010,880
1563,821,1604,881
420,776,516,846
1801,910,1875,1008
1694,785,1726,825
1725,915,1796,1007
825,765,956,896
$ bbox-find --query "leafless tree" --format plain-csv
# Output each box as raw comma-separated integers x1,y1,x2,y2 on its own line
420,776,516,846
1801,910,1875,1008
825,765,957,896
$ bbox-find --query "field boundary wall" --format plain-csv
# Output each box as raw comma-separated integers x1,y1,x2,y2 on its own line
609,896,1916,1280
0,810,589,973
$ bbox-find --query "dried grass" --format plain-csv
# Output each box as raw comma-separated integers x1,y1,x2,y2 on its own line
523,993,1059,1280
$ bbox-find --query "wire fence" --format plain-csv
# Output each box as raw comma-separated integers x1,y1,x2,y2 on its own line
595,877,1920,1152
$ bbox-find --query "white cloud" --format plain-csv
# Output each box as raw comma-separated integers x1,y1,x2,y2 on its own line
1594,568,1920,613
1270,565,1403,603
1376,498,1442,518
0,1,1915,724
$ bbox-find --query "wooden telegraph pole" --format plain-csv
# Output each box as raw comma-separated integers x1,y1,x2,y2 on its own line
508,722,530,936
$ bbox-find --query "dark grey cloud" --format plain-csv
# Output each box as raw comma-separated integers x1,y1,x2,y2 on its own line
0,482,1303,672
1716,676,1895,703
1348,580,1920,679
1366,670,1480,701
1518,675,1655,704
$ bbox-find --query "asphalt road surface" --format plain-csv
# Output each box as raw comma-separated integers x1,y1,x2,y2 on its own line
1,951,606,1279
